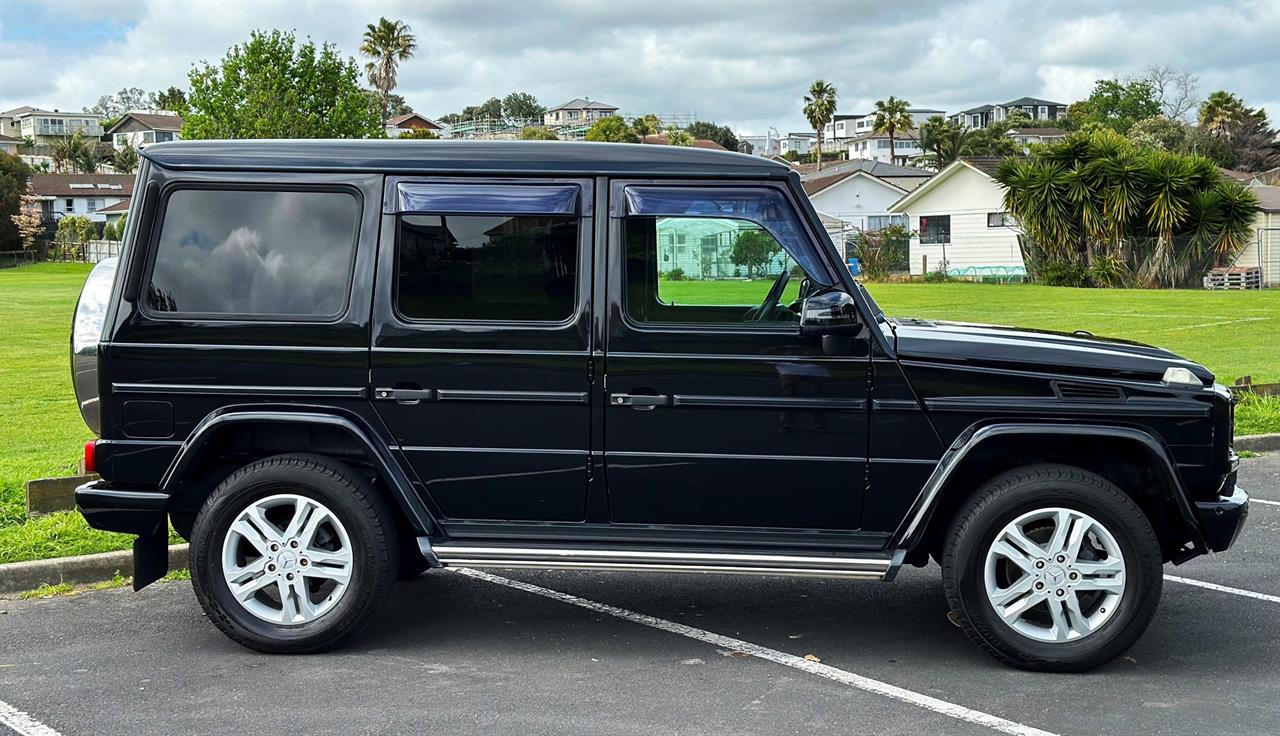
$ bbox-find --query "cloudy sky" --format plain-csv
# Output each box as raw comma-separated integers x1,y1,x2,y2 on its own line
2,0,1277,135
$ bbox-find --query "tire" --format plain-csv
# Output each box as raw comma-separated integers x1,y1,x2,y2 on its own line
190,454,399,653
941,463,1162,672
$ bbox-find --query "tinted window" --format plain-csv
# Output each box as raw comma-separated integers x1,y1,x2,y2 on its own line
920,214,951,244
396,214,578,321
147,189,359,317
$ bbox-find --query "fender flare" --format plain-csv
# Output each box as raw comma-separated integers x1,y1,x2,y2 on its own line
891,422,1206,554
160,406,438,538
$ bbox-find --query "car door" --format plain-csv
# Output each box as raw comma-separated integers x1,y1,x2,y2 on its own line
371,178,594,523
603,182,871,530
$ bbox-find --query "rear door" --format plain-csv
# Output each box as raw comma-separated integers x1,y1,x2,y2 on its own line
371,178,594,523
602,182,872,530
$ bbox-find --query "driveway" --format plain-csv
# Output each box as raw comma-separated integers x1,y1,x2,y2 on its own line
3,454,1278,736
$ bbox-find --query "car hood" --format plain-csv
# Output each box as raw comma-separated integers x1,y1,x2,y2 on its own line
889,318,1214,384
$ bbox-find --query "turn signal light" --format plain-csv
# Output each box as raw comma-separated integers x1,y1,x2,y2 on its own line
84,440,97,474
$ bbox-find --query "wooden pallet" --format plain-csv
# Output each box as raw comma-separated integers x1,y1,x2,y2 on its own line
1204,266,1262,290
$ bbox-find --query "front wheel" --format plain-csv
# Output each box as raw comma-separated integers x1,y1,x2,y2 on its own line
190,454,398,653
942,464,1162,671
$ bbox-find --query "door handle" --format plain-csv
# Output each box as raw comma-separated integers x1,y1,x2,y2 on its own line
374,387,436,405
610,393,670,409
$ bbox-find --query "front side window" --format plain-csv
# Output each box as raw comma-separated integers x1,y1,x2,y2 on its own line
395,214,578,322
919,215,951,244
146,189,359,318
988,212,1011,228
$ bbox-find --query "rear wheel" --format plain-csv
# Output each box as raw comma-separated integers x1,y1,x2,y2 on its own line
190,454,398,653
942,464,1162,671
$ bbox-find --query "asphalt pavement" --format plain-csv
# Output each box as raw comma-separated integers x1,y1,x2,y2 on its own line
2,453,1278,736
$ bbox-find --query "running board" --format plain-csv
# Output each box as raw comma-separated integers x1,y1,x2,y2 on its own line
432,545,896,580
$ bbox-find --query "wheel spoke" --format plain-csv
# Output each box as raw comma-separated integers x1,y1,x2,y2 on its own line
230,519,271,555
1004,525,1046,560
1075,575,1125,594
1064,515,1091,562
245,504,283,542
1046,509,1074,555
1063,591,1092,636
306,546,352,567
224,556,268,585
232,572,278,602
990,539,1038,573
298,507,331,550
1047,597,1073,641
281,498,319,542
1074,558,1125,578
996,588,1047,623
989,574,1036,606
302,563,350,585
285,577,316,622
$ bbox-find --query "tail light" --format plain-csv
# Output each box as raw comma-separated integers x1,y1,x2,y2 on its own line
84,440,97,474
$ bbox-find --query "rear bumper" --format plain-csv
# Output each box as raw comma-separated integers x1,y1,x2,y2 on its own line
75,480,168,536
1195,485,1249,553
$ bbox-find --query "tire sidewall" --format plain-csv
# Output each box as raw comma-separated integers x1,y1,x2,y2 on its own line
950,477,1161,668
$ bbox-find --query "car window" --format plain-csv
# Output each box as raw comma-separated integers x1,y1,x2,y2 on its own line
146,189,359,318
395,214,578,322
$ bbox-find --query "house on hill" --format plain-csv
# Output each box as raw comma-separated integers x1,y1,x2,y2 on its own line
106,112,183,149
543,99,619,127
889,158,1024,277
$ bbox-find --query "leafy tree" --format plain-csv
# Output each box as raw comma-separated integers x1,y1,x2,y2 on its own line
85,87,156,120
52,131,92,173
996,129,1259,288
1198,91,1250,135
437,112,463,125
520,126,560,141
502,92,545,121
630,114,663,141
397,128,439,139
56,215,98,243
1004,108,1034,128
1063,79,1160,134
730,229,781,278
76,142,108,174
664,127,694,147
1142,65,1199,120
460,97,503,121
361,17,417,129
962,123,1021,157
1197,92,1280,171
10,180,44,249
873,95,914,166
185,30,381,139
916,116,968,169
155,86,188,114
1,154,34,249
686,121,740,152
803,80,838,171
585,116,638,143
112,141,140,173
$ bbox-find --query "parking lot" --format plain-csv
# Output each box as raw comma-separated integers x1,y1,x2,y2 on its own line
2,454,1277,736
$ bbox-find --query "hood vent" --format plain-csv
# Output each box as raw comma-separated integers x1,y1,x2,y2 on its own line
1053,382,1125,401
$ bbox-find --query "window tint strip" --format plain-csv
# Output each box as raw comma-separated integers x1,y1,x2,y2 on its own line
397,183,579,215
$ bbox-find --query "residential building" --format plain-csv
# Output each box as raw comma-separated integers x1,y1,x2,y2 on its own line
843,130,923,166
950,98,1067,129
639,134,726,150
822,114,865,143
889,157,1024,276
2,107,103,145
1229,185,1280,287
780,132,815,157
543,98,619,127
384,112,444,138
738,134,778,157
29,173,135,227
97,199,131,225
825,109,945,143
1006,127,1068,150
106,112,183,149
801,159,933,256
0,134,19,155
655,217,790,279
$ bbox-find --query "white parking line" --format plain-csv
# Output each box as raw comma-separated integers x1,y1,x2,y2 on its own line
1249,498,1280,507
1164,575,1280,604
0,700,63,736
454,568,1059,736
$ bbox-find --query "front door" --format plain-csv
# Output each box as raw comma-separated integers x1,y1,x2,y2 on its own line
603,183,871,530
371,179,594,523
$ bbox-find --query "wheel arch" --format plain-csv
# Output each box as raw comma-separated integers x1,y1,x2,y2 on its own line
893,423,1206,562
161,406,438,543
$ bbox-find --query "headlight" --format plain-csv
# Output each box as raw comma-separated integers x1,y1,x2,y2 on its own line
1161,366,1201,387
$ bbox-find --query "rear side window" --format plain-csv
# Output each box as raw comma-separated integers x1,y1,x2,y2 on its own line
395,214,578,322
146,189,360,318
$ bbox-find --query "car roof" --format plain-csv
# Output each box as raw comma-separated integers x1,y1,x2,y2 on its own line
141,139,792,179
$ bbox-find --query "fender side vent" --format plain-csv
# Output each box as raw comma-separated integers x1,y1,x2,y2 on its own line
1053,382,1125,401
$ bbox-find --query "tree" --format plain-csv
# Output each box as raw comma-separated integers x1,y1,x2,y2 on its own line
10,181,43,249
520,126,559,140
397,128,439,139
360,17,417,129
1197,92,1280,171
1063,79,1160,134
185,30,381,140
803,80,838,171
56,215,98,244
1,154,34,250
873,96,915,166
1004,108,1034,128
730,229,781,278
155,86,188,114
85,87,156,120
585,116,638,143
916,116,968,170
502,92,545,122
52,131,92,173
111,141,140,174
76,142,106,174
1198,91,1250,136
686,121,740,152
460,97,503,121
664,127,694,147
1143,65,1199,120
630,114,663,141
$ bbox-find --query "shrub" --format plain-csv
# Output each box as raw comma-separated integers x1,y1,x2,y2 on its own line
850,224,910,280
1038,261,1089,287
666,267,686,281
56,215,97,243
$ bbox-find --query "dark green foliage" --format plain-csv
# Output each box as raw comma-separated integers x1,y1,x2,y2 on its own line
1064,79,1161,134
686,121,740,152
584,116,638,143
0,154,33,249
730,229,781,278
502,92,545,121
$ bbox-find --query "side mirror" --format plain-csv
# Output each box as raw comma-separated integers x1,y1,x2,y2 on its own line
800,289,860,335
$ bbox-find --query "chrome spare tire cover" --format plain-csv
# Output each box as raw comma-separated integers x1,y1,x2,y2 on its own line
71,257,119,436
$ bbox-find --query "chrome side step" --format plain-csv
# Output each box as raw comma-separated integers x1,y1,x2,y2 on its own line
432,545,895,580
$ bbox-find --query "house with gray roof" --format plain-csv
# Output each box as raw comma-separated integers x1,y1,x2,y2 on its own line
543,98,619,127
950,97,1067,129
106,112,183,150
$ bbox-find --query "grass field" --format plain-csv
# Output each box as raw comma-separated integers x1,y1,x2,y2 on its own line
0,263,1276,565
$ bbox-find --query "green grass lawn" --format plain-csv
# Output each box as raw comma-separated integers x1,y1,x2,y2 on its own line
0,264,1276,566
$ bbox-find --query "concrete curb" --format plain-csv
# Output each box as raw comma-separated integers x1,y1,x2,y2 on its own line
0,544,188,596
1236,434,1280,453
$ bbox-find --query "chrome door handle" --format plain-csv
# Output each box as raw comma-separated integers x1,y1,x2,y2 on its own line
610,393,669,409
374,387,436,405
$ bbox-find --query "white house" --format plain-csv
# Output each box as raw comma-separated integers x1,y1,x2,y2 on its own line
779,132,815,157
543,98,619,127
30,173,134,225
843,131,923,165
950,98,1067,129
2,107,103,145
824,108,944,145
385,112,444,138
802,159,932,234
1229,185,1280,287
106,112,183,149
889,158,1024,277
0,134,18,155
1006,127,1068,150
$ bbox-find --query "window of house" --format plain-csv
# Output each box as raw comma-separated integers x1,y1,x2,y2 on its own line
1038,106,1048,118
87,199,98,213
919,215,951,244
146,189,360,318
988,212,1011,228
64,198,74,212
142,131,155,144
156,131,174,143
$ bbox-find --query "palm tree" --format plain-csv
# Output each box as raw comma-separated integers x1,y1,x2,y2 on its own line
361,17,417,130
631,114,663,143
1198,91,1248,138
873,96,915,166
664,127,694,147
916,116,971,170
803,80,838,171
52,132,92,173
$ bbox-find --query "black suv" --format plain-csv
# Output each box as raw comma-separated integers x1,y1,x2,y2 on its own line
71,140,1247,671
